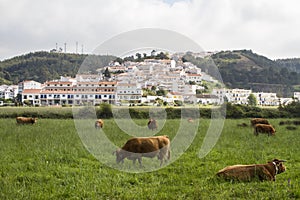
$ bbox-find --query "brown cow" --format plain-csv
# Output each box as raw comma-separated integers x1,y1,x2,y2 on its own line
187,118,194,123
113,135,170,166
147,118,158,131
95,119,104,129
250,118,270,127
254,124,276,136
16,117,37,124
217,159,286,181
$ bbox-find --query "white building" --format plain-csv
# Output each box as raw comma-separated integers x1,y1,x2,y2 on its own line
0,85,18,99
212,88,252,104
196,94,219,105
116,82,142,103
22,89,41,106
185,73,202,83
18,80,42,94
294,92,300,101
252,92,279,106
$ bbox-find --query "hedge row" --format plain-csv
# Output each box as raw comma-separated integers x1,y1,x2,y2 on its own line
0,103,297,119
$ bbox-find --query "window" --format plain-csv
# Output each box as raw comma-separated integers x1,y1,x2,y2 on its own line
23,95,27,99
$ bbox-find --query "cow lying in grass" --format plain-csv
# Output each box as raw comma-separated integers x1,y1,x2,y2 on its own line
254,124,276,136
113,135,170,166
217,159,286,181
16,117,37,125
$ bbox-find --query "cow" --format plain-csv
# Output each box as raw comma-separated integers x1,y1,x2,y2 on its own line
216,159,286,182
147,118,158,131
113,135,170,166
95,119,104,129
250,118,270,127
187,118,194,123
237,122,248,127
16,117,37,125
254,124,276,136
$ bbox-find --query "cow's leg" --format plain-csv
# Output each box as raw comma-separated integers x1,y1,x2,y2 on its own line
138,157,142,167
259,168,274,181
132,158,136,165
254,129,258,136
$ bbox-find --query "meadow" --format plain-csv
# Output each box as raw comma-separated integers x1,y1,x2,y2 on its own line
0,117,299,199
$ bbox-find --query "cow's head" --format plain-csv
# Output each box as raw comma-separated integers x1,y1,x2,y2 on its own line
271,159,286,174
32,118,38,123
113,149,125,164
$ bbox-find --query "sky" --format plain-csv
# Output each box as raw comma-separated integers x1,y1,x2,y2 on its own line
1,0,300,60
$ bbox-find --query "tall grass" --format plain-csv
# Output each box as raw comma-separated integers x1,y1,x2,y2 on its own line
0,118,299,199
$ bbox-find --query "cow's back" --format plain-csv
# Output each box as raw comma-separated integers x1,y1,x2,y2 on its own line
251,118,270,126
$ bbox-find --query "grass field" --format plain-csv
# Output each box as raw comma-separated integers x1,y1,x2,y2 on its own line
0,118,299,199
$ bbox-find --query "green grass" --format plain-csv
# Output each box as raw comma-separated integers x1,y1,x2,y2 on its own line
0,118,299,199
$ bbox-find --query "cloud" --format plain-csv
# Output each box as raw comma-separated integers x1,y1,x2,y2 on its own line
0,0,300,60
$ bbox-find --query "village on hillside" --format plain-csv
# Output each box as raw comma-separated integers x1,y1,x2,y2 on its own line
0,53,298,107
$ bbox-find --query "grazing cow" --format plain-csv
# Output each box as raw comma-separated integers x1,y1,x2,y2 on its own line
16,117,37,125
250,118,270,127
147,118,158,131
113,135,170,166
254,124,276,136
217,159,286,181
95,119,104,129
187,118,194,123
237,122,248,127
286,126,297,130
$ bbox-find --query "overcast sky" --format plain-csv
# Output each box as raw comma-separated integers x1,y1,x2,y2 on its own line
1,0,300,60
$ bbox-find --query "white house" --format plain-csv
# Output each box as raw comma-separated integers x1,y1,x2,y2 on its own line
252,92,279,106
116,82,142,103
294,92,300,101
196,94,219,105
22,89,41,106
0,85,18,99
18,80,42,94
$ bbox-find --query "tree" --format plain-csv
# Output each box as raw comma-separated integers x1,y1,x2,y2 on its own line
156,89,167,96
103,67,111,78
247,93,257,106
135,53,142,62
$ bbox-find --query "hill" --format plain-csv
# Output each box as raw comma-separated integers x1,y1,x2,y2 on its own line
1,50,300,97
183,50,300,97
0,51,116,85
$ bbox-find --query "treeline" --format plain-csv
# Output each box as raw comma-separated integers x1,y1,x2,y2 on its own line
114,51,169,64
2,102,300,119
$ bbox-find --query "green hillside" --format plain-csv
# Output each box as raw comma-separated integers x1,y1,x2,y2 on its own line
184,50,300,97
0,51,116,84
1,50,300,97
